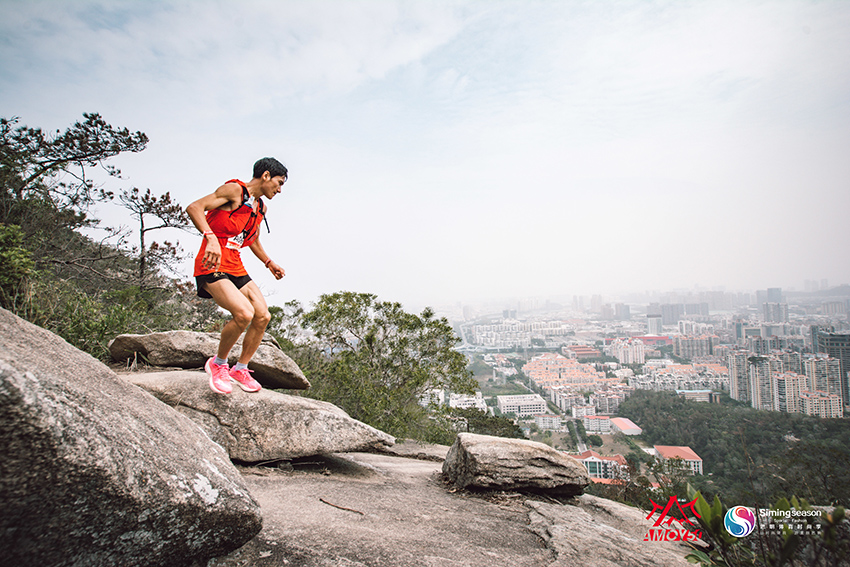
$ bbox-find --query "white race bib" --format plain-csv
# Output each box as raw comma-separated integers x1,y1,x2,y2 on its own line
225,233,244,250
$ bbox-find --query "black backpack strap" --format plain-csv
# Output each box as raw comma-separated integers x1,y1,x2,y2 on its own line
258,199,270,233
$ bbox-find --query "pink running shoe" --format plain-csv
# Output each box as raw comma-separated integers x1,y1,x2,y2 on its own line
205,357,232,394
229,366,262,392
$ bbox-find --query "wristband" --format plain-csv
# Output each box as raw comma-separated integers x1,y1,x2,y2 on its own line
203,230,215,238
264,258,273,267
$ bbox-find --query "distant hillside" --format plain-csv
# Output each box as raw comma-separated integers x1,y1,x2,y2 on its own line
617,390,850,507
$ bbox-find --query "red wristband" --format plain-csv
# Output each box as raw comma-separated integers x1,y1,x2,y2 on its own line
264,258,272,267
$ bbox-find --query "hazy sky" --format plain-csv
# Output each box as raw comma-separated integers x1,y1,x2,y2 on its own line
2,0,849,310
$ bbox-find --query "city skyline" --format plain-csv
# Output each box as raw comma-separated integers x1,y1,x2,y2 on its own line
2,1,849,309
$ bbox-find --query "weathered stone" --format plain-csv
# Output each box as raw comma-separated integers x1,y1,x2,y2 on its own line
442,432,590,495
0,308,262,567
526,495,692,566
125,370,395,462
108,330,310,390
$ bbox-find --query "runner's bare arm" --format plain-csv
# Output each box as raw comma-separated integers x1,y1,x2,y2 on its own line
249,238,285,280
186,183,243,270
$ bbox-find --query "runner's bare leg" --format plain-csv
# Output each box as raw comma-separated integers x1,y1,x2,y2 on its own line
236,280,271,365
203,279,255,360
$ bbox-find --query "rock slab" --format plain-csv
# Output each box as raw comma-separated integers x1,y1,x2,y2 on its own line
126,370,395,462
442,432,590,495
108,330,310,390
0,308,262,567
526,495,692,566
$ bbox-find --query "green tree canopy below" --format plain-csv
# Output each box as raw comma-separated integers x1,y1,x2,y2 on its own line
276,291,477,442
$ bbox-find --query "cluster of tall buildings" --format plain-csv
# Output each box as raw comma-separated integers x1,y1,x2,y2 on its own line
727,347,844,418
458,284,849,421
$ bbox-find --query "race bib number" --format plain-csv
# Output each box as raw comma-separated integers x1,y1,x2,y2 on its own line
225,233,245,250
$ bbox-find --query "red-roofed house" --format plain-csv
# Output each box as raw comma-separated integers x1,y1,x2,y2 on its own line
573,450,629,480
654,445,703,475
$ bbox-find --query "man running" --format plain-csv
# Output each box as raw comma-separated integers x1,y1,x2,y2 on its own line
186,157,287,394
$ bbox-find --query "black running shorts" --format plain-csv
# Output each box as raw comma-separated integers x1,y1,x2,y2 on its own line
195,272,253,298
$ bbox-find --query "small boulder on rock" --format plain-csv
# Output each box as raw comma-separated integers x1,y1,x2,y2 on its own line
126,370,395,462
0,308,262,567
442,432,590,495
108,330,310,390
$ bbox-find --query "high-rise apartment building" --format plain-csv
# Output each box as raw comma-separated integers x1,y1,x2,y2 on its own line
747,336,770,355
646,315,663,335
661,304,682,326
773,372,805,413
778,350,802,375
728,350,750,403
821,301,846,316
606,338,645,365
811,329,850,407
803,355,842,398
763,302,789,323
800,391,843,419
767,288,783,303
678,321,715,336
684,303,710,316
749,356,774,411
674,335,716,359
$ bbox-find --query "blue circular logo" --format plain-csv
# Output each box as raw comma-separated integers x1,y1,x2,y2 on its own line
724,506,756,537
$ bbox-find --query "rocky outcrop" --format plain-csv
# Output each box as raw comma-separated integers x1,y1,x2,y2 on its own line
443,432,590,495
209,448,696,567
108,330,310,390
125,370,395,462
0,308,262,567
527,495,692,566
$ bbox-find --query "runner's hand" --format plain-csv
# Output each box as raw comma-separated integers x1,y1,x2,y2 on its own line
268,261,285,280
203,238,222,271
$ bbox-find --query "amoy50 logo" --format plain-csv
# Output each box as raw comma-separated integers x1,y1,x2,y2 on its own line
644,496,703,542
724,506,756,537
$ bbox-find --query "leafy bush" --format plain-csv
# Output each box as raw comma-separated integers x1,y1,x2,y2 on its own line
0,224,34,308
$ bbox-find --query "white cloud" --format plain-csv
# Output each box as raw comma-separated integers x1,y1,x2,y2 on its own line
2,0,849,306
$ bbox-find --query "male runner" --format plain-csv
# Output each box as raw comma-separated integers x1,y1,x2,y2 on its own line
186,157,287,394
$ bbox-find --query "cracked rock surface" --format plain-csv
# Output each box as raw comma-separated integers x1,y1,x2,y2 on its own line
210,451,554,567
124,371,395,463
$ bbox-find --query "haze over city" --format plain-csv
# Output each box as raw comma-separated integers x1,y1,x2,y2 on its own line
2,0,849,309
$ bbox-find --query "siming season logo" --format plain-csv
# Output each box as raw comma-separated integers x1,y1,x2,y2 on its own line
724,506,756,537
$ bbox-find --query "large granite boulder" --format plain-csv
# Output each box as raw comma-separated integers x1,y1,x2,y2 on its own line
526,495,692,566
0,308,262,567
108,330,310,390
125,370,395,462
442,433,590,495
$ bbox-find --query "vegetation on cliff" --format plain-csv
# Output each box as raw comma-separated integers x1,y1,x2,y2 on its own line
617,390,850,508
0,113,219,357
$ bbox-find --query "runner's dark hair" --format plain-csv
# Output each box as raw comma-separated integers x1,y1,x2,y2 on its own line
253,157,288,180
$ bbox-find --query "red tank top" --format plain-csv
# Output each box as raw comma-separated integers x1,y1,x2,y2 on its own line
193,179,265,277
